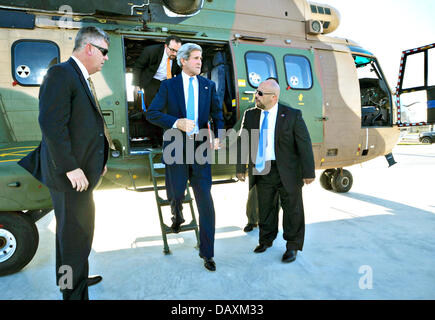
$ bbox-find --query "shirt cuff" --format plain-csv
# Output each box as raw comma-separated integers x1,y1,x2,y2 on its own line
172,119,178,129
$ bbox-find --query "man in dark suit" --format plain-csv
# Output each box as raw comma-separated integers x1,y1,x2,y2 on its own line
18,26,113,299
132,36,182,146
243,78,281,233
146,43,224,272
133,35,182,106
237,79,315,263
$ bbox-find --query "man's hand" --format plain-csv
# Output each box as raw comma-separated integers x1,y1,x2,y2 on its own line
176,118,195,133
236,172,246,182
102,165,107,176
303,178,315,185
66,168,89,192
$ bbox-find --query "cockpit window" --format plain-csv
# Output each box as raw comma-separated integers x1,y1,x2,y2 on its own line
354,55,371,67
348,45,373,56
354,55,392,127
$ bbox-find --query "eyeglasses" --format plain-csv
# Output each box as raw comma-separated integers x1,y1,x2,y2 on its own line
167,46,178,53
255,90,275,97
90,43,109,56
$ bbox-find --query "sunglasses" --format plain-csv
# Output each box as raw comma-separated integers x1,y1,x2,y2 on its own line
90,43,109,56
255,90,275,97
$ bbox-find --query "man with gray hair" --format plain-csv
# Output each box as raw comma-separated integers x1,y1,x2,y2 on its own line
147,43,224,271
18,26,113,299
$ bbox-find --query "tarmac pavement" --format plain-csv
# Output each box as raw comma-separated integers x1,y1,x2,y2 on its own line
1,144,434,300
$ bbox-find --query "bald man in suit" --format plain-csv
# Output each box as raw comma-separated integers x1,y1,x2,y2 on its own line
237,80,315,263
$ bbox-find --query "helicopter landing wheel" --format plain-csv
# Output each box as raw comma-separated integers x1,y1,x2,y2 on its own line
0,211,39,276
319,169,337,191
331,169,353,193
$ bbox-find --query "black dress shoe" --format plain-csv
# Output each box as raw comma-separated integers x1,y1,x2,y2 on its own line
171,222,181,233
171,218,185,233
199,254,216,272
87,275,103,287
243,223,257,232
282,249,297,263
253,243,272,253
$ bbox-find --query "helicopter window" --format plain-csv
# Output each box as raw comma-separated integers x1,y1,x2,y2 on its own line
11,40,60,86
310,5,317,13
398,46,435,124
354,55,392,127
398,91,428,123
354,56,371,67
284,55,313,90
402,51,425,90
429,48,435,86
245,52,278,88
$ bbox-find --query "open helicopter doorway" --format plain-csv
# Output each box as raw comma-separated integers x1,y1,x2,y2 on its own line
123,37,236,154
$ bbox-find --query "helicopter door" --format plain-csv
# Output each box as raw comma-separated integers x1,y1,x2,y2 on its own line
396,43,435,127
230,42,323,143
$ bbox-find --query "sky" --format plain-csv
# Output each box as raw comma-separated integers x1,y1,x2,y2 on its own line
324,0,435,89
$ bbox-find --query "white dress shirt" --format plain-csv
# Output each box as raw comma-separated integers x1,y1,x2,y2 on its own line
71,55,91,90
258,103,278,161
173,71,199,133
153,49,172,81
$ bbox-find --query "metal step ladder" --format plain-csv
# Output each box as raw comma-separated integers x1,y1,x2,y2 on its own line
147,148,200,254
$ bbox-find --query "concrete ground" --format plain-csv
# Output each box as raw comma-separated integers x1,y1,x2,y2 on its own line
1,144,434,300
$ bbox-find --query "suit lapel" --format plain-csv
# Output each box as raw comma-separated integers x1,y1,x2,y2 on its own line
171,58,178,75
157,45,165,62
252,108,261,130
198,76,207,125
275,104,288,149
68,58,98,111
173,75,186,117
250,108,261,164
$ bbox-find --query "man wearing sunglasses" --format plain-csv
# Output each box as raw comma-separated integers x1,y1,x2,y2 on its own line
18,26,113,299
236,79,315,264
243,77,281,233
132,36,182,147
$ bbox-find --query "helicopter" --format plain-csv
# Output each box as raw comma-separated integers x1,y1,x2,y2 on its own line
3,0,433,276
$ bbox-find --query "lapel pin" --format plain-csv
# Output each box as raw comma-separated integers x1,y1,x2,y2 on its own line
205,86,208,90
281,113,286,117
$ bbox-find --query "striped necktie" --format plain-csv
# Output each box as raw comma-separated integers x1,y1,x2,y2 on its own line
88,77,115,150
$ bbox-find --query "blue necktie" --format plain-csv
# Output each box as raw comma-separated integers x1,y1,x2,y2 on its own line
186,77,195,135
255,111,269,173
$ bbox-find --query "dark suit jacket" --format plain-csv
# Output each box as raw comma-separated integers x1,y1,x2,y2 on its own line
18,58,108,192
132,44,181,89
146,74,224,156
237,103,315,193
